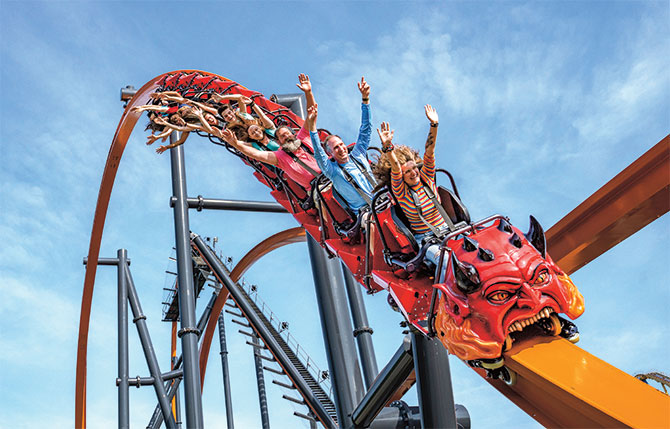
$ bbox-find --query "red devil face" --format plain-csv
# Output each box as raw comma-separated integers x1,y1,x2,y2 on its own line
434,217,584,360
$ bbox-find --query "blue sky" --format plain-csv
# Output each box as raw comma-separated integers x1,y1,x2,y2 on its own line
1,1,668,428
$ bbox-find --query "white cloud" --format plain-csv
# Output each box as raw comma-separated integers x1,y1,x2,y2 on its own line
0,277,78,364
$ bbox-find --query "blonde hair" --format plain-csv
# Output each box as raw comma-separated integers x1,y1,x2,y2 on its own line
372,145,422,189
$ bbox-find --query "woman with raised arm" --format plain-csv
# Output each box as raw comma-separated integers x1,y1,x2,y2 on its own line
373,105,447,266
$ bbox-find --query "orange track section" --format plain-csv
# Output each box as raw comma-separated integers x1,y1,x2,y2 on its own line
486,336,670,428
547,135,670,275
75,71,243,429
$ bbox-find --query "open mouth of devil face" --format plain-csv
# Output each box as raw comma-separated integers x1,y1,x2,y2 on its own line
506,306,556,333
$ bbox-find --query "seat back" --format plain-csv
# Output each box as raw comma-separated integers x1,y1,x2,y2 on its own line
437,186,471,226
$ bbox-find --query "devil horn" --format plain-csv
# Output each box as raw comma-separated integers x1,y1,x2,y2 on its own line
498,218,513,233
462,236,478,252
509,232,523,248
525,215,546,258
478,247,494,261
451,252,482,294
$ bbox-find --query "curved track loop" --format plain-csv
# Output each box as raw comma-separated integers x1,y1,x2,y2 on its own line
75,70,242,429
198,227,306,385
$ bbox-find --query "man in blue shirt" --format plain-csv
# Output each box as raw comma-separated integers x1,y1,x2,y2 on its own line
308,77,375,215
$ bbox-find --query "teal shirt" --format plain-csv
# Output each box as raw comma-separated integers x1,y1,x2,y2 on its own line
251,128,280,151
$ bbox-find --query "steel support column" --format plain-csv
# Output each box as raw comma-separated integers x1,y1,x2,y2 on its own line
218,312,235,429
352,337,414,427
169,134,204,428
170,196,287,213
252,334,270,429
411,332,458,429
148,292,228,429
117,249,129,429
124,264,176,428
341,262,378,389
306,235,364,428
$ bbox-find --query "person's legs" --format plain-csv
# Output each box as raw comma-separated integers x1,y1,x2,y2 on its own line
413,232,442,267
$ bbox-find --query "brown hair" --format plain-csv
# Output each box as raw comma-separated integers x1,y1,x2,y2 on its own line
372,145,422,189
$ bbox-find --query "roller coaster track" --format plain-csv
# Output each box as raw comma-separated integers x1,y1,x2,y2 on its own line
191,236,339,427
77,70,670,428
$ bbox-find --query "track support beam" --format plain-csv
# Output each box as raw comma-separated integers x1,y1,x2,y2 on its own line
169,136,204,428
306,235,364,428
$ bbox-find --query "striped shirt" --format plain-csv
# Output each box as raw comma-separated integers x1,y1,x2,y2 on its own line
390,152,446,234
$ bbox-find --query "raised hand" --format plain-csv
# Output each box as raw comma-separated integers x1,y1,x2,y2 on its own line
307,104,318,123
376,122,394,149
424,104,438,125
239,95,252,105
358,76,370,100
220,129,238,145
156,145,169,154
296,73,312,93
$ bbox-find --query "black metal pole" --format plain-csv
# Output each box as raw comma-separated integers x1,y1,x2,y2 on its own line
411,332,458,429
117,249,129,429
169,135,204,428
170,196,287,213
306,235,364,428
352,336,414,427
147,292,219,429
252,334,270,429
124,265,176,428
341,262,379,390
217,312,235,429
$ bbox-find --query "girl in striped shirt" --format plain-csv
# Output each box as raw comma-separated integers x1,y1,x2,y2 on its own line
373,105,445,265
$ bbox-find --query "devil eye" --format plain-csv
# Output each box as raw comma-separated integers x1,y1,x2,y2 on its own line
488,291,512,303
533,269,550,285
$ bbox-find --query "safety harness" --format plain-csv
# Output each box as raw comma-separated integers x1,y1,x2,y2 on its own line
407,179,455,239
336,156,377,206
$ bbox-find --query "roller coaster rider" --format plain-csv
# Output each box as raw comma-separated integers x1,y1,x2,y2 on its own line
374,105,451,267
217,74,323,191
308,77,376,216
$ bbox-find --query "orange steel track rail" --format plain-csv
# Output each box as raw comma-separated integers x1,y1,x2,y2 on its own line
75,71,242,429
487,336,670,428
197,227,306,385
547,134,670,275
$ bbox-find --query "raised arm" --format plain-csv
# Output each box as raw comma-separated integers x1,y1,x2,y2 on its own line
210,93,247,105
190,109,215,135
423,104,439,159
184,99,218,116
147,128,173,145
248,99,275,130
307,104,333,175
353,76,372,154
156,132,190,154
377,122,400,174
220,129,278,166
132,104,169,113
153,116,197,133
296,73,316,111
150,91,187,103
